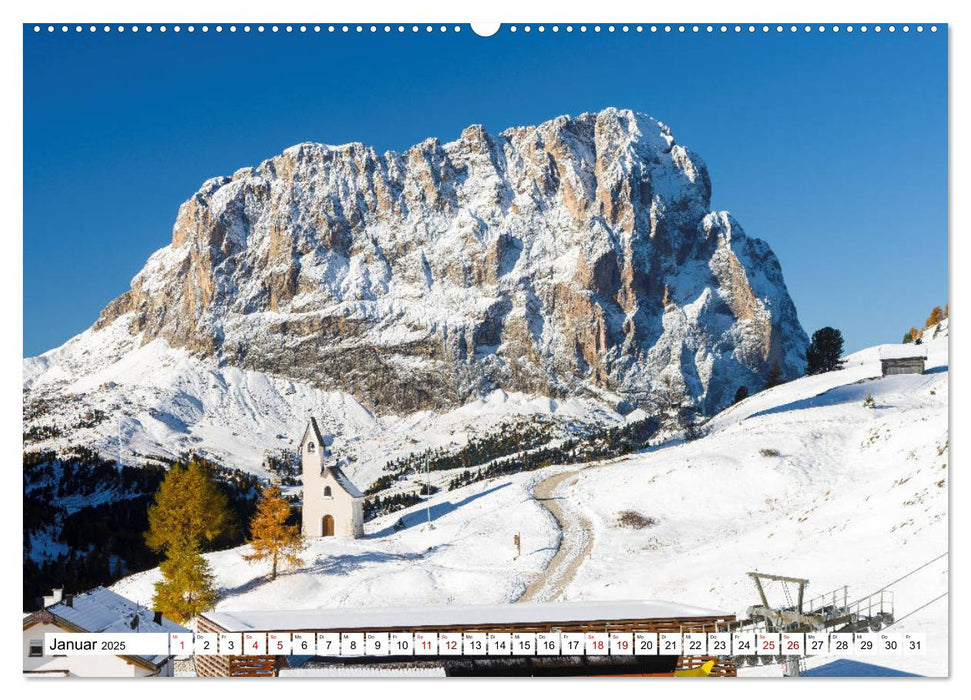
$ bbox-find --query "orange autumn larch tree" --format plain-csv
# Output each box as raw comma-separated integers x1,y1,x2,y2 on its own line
243,481,305,581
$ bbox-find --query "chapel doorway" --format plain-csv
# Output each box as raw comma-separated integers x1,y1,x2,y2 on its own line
322,514,335,537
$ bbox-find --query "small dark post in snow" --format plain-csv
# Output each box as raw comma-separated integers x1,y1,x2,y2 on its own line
424,455,434,530
514,533,521,559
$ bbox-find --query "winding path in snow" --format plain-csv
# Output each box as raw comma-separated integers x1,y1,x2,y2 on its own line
517,468,595,602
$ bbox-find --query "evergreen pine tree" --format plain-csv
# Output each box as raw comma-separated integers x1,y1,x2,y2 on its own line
732,385,750,404
765,362,783,389
806,327,845,375
242,482,304,581
152,542,218,623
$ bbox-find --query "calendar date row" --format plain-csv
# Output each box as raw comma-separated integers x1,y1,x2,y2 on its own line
170,631,927,658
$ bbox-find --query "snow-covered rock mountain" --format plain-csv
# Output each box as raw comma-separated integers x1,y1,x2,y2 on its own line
24,107,809,471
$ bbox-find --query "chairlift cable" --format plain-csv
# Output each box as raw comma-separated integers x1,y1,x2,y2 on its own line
847,553,947,608
883,592,948,629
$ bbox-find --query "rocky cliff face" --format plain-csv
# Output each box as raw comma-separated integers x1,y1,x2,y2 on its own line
94,108,807,414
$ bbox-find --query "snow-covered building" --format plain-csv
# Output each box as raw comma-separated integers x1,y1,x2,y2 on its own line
300,418,364,538
22,587,187,677
880,345,927,376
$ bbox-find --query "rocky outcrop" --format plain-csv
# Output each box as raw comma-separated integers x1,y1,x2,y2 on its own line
94,108,808,414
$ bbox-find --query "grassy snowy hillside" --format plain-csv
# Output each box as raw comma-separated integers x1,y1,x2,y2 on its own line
112,325,947,676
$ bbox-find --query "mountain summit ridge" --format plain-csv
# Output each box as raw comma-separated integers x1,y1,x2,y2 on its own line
76,107,805,414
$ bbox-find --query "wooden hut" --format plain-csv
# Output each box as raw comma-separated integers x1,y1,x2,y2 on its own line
196,599,736,677
880,345,927,377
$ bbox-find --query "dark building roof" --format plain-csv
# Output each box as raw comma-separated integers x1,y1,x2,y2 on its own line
301,417,327,452
328,465,364,499
300,418,361,496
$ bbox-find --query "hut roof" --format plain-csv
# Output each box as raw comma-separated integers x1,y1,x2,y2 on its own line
880,344,928,361
202,599,731,633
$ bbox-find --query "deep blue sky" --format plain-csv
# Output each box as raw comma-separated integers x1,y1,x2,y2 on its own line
23,25,947,356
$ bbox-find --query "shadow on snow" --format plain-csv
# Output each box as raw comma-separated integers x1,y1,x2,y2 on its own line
219,544,454,596
746,370,945,421
369,482,512,538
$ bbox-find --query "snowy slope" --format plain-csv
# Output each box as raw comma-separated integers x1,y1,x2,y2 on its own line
111,326,947,676
114,468,562,609
24,314,624,484
560,324,948,676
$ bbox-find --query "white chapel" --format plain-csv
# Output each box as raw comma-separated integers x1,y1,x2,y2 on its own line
299,418,364,538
